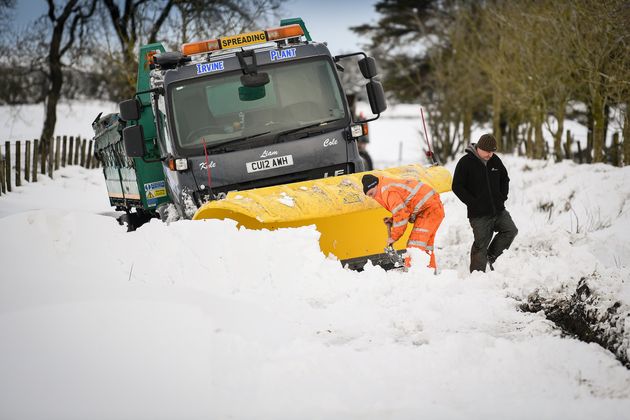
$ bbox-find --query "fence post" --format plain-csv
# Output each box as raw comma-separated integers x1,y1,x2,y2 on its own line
32,139,38,182
4,141,11,192
15,140,21,187
25,140,31,182
74,136,80,166
86,140,93,168
47,137,54,178
565,130,573,160
0,158,5,195
79,138,86,167
40,138,46,175
611,133,620,167
62,135,67,167
54,136,61,170
68,136,74,165
577,140,583,164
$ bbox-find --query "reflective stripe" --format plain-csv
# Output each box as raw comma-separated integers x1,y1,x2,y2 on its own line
426,246,434,251
411,190,435,217
403,183,423,206
382,182,424,212
412,227,430,233
408,240,428,248
382,182,414,193
393,219,408,228
391,203,406,215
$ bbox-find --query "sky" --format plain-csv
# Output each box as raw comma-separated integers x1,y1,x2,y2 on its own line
281,0,379,55
12,0,379,56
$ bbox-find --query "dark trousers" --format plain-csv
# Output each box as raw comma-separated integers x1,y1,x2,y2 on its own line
469,210,518,272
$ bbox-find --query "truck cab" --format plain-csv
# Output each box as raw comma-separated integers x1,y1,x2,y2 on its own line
110,19,386,224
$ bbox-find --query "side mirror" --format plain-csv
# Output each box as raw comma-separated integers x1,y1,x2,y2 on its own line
366,80,387,115
119,98,141,122
239,85,266,101
358,57,378,79
240,72,270,88
123,125,146,158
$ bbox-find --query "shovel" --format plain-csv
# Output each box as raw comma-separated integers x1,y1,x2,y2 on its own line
383,218,405,269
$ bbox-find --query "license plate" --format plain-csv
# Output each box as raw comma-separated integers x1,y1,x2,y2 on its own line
246,155,294,173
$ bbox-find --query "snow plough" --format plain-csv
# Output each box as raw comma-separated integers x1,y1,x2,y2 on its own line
93,18,452,269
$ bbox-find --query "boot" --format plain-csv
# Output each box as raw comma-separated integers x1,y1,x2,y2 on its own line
487,254,496,271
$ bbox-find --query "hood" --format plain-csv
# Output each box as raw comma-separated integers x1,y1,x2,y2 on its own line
466,143,487,165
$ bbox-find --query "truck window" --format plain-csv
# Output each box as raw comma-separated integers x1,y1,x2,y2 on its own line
169,57,347,150
206,79,278,116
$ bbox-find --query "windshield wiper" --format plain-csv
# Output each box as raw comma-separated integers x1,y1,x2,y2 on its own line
205,131,271,152
276,118,341,142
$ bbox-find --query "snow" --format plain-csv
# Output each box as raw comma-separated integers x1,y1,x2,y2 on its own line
1,101,630,419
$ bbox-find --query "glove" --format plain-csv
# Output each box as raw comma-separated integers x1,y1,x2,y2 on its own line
383,217,393,226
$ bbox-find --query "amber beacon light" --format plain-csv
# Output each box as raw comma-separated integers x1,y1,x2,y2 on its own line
181,24,305,56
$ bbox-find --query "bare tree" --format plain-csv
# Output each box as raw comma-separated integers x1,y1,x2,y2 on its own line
0,0,15,24
549,0,629,163
41,0,97,143
100,0,280,100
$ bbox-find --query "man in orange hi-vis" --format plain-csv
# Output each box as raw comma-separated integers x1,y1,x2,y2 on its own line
362,174,445,270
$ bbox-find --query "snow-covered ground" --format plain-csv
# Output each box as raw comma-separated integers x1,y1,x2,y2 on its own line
1,101,629,419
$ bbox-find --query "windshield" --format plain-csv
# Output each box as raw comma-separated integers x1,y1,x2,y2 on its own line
169,57,347,150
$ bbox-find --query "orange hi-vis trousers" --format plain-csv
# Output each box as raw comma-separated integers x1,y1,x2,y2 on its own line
404,199,445,269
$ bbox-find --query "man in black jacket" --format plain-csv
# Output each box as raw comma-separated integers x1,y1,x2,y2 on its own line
452,134,518,272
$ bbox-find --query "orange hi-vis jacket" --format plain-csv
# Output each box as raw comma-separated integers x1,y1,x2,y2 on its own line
372,175,441,242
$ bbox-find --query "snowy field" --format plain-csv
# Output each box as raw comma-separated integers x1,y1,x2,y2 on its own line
1,101,630,419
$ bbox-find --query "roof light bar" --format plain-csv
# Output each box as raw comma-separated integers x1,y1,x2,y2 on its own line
181,24,305,56
266,24,304,41
181,39,220,56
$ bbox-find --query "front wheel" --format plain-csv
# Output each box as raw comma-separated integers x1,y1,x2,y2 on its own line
359,150,373,171
118,208,156,232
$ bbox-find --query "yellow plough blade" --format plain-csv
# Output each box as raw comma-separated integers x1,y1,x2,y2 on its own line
193,164,452,266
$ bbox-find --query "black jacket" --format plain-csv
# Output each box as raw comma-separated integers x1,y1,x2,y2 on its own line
452,144,510,218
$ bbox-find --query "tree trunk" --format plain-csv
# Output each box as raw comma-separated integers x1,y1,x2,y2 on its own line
40,19,65,144
442,120,451,163
534,114,545,160
122,43,138,98
554,103,566,162
506,117,519,152
462,107,472,146
611,133,620,166
492,90,502,152
180,5,189,44
623,108,629,166
41,63,62,146
40,0,86,146
592,93,605,163
526,123,534,159
586,106,594,163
